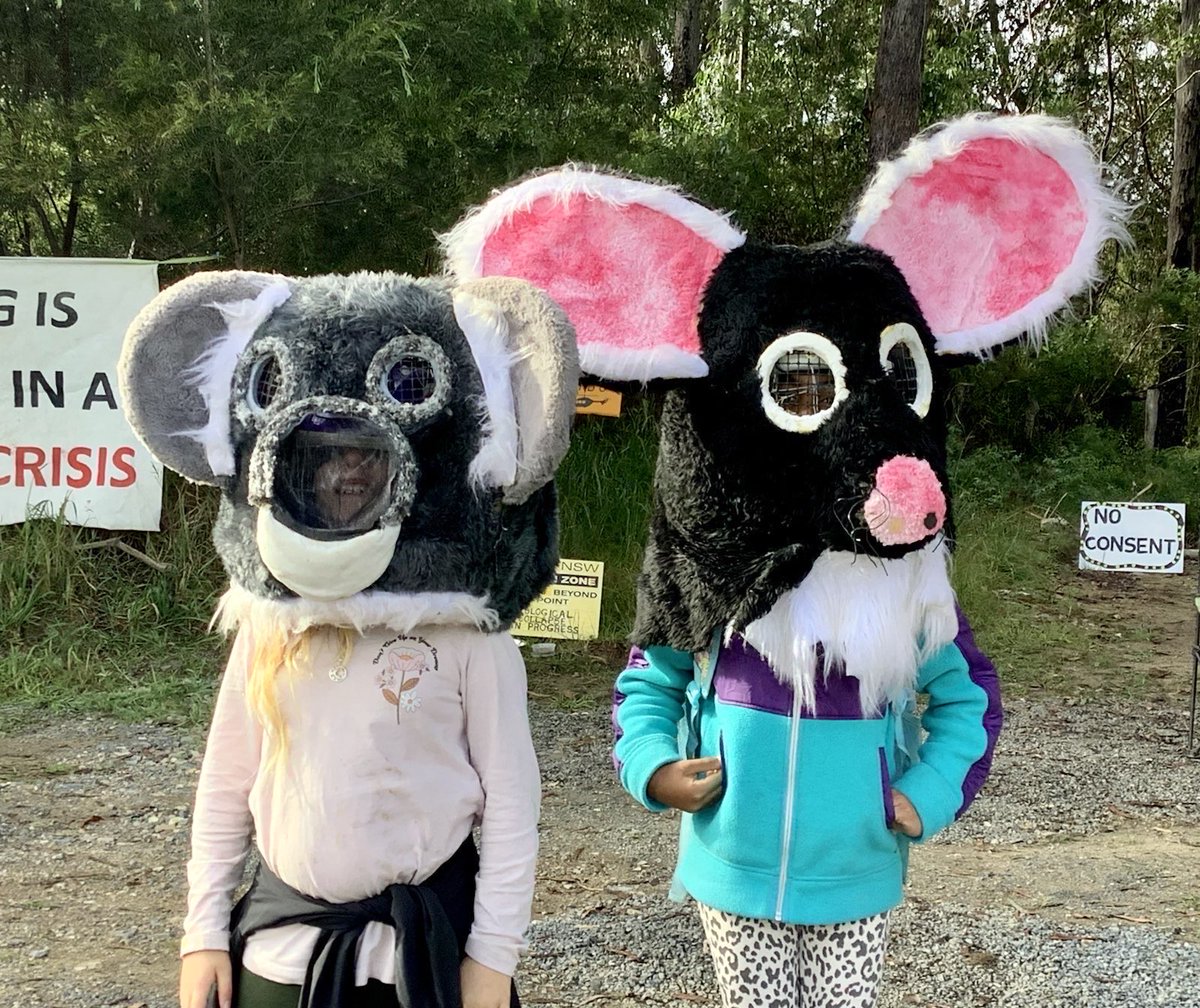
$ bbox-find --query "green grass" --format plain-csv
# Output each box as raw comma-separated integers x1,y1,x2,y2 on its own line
0,473,227,726
949,428,1200,694
2,419,1195,726
555,395,658,638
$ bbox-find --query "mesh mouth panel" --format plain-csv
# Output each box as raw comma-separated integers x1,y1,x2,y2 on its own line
273,418,397,534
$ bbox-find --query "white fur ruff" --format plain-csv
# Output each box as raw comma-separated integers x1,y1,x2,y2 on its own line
441,165,746,281
848,113,1129,357
737,541,957,714
183,280,291,477
215,583,501,638
454,291,522,490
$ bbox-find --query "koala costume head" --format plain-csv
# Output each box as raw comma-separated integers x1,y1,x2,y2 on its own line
445,114,1126,710
119,271,578,636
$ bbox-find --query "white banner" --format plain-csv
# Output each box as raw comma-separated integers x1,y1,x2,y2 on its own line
0,257,162,530
1078,501,1187,574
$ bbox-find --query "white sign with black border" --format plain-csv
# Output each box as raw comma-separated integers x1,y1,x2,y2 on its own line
1078,501,1187,574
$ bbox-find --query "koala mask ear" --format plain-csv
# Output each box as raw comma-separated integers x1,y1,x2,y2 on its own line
118,270,292,485
452,276,579,505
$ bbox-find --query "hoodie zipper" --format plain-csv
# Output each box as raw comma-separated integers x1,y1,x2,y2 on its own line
775,686,803,920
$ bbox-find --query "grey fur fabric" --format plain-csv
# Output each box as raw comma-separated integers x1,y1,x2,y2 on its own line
119,269,578,629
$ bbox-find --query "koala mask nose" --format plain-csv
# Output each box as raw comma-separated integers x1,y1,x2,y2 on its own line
251,406,420,602
861,455,946,547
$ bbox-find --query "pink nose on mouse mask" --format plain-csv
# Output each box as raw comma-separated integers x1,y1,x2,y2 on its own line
862,456,946,547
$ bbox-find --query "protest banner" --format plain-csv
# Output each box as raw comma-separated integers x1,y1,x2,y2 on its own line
0,258,162,529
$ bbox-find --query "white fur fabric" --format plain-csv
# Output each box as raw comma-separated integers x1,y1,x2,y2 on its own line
183,280,291,477
737,541,957,714
454,290,521,490
215,583,501,638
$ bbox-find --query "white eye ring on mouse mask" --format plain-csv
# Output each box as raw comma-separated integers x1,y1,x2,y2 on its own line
757,331,849,433
878,322,933,418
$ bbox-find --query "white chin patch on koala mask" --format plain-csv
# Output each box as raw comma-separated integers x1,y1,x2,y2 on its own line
256,508,400,601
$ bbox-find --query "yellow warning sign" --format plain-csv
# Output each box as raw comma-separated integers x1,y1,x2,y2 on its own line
575,385,622,417
511,558,605,640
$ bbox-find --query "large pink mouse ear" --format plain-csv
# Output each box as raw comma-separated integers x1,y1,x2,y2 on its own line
848,114,1128,357
443,167,745,381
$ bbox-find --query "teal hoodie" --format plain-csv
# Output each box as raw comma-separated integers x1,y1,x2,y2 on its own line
613,609,1000,925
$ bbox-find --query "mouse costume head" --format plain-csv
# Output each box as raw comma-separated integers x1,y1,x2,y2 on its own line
445,114,1125,708
119,271,578,636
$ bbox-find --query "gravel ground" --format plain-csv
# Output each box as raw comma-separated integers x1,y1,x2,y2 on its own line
1,692,1198,1008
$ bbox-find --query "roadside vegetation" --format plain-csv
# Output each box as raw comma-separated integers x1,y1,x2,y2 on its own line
3,401,1196,726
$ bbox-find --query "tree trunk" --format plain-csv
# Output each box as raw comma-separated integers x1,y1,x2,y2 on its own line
670,0,706,99
1156,0,1200,446
868,0,930,165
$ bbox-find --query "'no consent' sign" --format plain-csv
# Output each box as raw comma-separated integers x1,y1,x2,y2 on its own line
1078,501,1186,574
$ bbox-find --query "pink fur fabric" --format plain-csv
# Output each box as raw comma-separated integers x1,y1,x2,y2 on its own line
862,455,946,546
442,168,746,381
850,114,1128,357
480,194,724,380
861,138,1083,339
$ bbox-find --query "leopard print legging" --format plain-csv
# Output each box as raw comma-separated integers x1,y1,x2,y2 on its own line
698,904,889,1008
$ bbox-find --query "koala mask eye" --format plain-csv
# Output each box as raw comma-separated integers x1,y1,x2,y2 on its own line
878,323,933,418
757,332,849,433
368,334,453,425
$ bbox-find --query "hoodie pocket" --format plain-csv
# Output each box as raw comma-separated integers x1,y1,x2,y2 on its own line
789,720,898,881
879,747,895,830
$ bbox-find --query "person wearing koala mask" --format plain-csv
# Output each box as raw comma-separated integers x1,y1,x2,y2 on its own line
119,270,579,1008
445,115,1127,1007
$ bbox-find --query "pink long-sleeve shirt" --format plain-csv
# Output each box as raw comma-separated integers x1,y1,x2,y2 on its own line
181,625,540,985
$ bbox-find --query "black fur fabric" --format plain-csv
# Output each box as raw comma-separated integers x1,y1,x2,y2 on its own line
633,241,954,651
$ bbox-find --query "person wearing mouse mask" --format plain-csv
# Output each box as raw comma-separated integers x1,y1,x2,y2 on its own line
444,114,1127,1007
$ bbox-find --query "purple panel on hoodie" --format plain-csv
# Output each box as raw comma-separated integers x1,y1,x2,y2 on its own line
954,607,1003,818
714,636,873,720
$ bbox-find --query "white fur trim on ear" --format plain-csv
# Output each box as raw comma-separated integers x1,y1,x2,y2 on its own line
581,344,709,382
182,280,291,477
214,582,501,636
454,291,521,490
442,165,745,280
849,114,1129,356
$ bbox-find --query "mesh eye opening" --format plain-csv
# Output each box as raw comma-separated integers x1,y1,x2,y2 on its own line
248,355,283,412
878,322,933,417
769,351,837,417
366,334,453,425
385,355,437,405
885,342,920,404
756,331,848,433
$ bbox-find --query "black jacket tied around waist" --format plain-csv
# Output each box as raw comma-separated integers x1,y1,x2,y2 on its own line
229,837,497,1008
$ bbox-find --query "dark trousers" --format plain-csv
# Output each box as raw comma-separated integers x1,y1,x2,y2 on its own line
237,968,404,1008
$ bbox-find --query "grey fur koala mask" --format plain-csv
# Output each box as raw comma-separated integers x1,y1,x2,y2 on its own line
119,270,579,637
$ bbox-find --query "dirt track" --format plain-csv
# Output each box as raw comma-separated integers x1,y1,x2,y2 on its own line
2,567,1199,1007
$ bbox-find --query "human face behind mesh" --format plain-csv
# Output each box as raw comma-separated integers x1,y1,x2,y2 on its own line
313,445,390,530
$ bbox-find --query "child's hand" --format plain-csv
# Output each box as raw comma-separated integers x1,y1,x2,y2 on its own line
179,949,231,1008
890,789,923,838
647,756,723,812
460,955,511,1008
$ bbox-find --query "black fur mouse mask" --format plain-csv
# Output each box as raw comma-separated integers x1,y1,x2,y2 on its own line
445,114,1125,708
119,272,578,637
